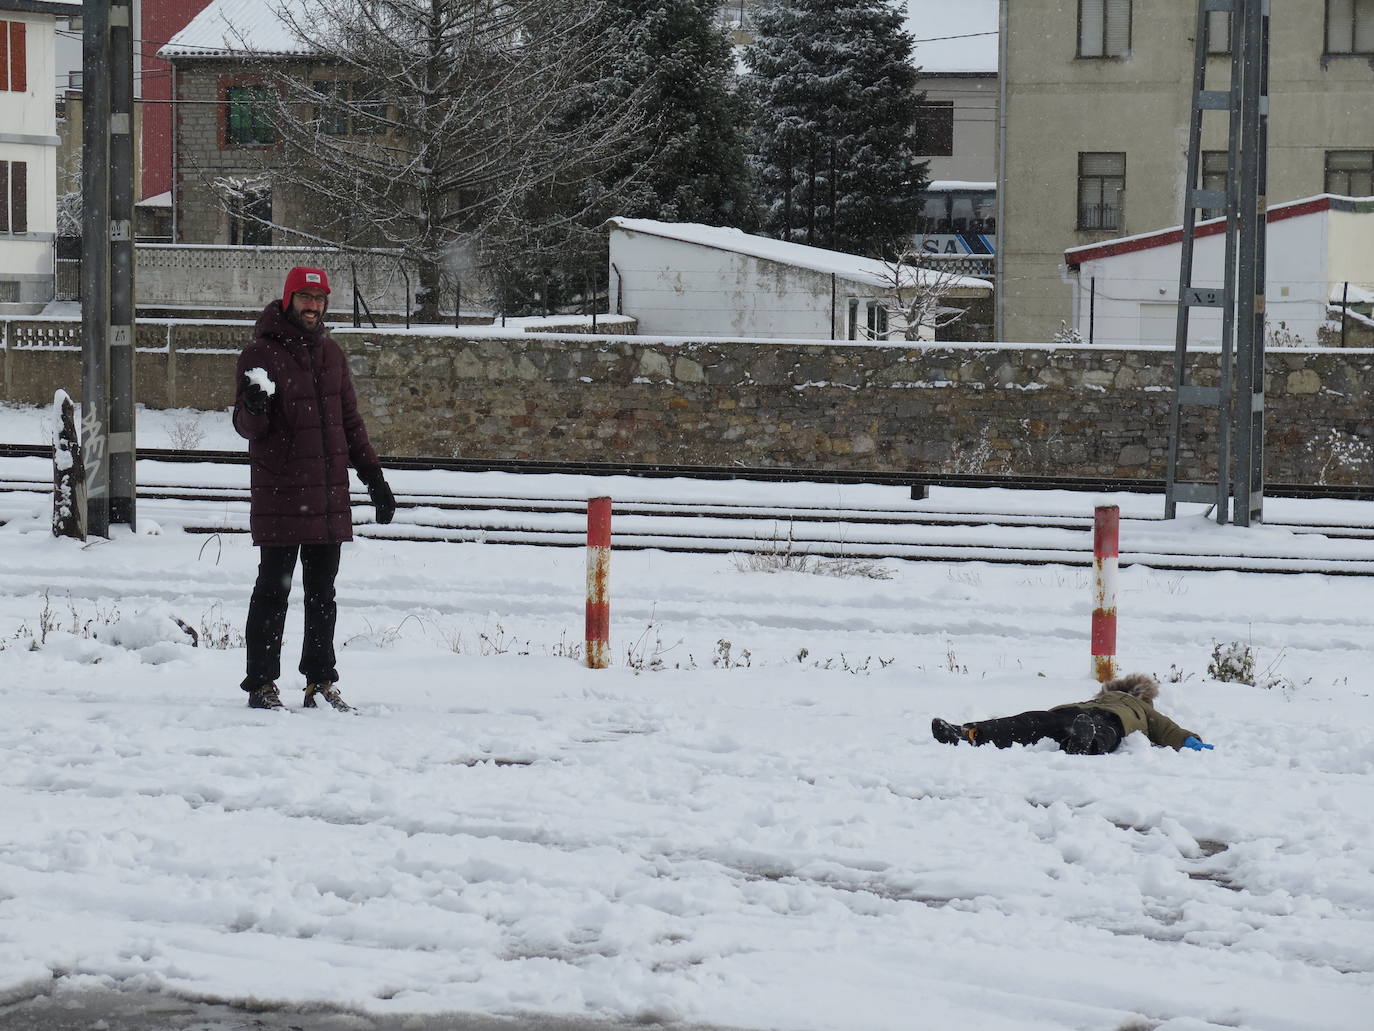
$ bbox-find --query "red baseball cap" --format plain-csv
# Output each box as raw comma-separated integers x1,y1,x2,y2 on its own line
282,266,331,309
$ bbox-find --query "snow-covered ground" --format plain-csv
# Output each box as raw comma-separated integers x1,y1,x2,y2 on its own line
0,402,1371,1031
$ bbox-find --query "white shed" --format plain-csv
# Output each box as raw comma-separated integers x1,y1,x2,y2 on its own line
606,217,992,341
1064,194,1374,348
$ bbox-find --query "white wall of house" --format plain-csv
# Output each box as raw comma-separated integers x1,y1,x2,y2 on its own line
1328,204,1374,296
999,0,1374,345
611,230,851,340
608,219,992,341
1068,197,1374,348
0,8,60,312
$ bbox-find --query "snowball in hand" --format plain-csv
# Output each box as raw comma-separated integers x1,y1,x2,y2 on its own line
244,367,276,396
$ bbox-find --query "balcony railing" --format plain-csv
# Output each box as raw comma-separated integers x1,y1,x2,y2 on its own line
1078,203,1122,232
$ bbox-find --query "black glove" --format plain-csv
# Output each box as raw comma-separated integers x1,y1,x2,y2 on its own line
241,376,270,417
361,469,395,524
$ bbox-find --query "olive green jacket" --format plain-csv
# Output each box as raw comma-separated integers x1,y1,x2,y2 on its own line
1053,690,1196,749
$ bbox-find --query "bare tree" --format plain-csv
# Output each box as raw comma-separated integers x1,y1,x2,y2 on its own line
216,0,646,321
875,246,978,341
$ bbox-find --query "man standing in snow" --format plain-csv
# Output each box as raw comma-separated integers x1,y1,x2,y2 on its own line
232,267,396,711
930,673,1212,754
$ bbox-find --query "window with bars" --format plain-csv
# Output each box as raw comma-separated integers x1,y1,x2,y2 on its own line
1327,0,1374,54
1078,0,1131,58
1200,151,1229,219
1078,152,1124,231
1325,150,1374,196
0,21,27,92
224,84,275,146
0,160,27,235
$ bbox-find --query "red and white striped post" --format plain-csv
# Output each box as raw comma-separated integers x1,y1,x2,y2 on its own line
1091,504,1119,682
585,496,612,668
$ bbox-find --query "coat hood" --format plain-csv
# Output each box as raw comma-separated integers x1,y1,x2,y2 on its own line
1096,672,1160,704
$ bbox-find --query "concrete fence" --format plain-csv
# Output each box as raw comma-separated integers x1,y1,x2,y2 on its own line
3,316,1372,486
56,245,419,314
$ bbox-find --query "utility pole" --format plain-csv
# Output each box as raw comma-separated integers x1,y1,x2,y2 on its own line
80,0,137,535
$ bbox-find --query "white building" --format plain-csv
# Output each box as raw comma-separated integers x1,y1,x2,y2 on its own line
1063,194,1374,348
1,0,76,313
606,217,991,341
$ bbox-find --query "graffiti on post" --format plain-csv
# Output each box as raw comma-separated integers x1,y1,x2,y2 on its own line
81,406,109,499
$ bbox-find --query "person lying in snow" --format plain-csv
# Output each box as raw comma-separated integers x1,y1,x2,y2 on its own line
931,672,1213,754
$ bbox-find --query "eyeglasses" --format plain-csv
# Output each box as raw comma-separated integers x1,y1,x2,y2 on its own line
295,291,328,303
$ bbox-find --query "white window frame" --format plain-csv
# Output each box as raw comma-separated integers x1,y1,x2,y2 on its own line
846,298,889,341
1078,152,1125,232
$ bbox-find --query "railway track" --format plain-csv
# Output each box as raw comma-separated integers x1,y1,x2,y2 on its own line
3,447,1374,574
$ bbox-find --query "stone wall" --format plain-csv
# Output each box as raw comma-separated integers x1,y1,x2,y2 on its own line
3,318,1372,485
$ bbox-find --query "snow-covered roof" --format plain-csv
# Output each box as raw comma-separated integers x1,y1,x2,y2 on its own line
927,181,996,193
606,217,992,294
1331,283,1374,304
3,0,81,13
904,0,998,75
136,191,173,209
165,1,1000,72
1065,194,1374,266
160,0,315,59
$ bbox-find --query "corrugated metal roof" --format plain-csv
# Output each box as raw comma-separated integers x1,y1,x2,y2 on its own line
159,0,315,59
2,0,83,15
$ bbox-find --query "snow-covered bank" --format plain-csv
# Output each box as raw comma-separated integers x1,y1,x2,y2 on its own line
0,402,1371,1030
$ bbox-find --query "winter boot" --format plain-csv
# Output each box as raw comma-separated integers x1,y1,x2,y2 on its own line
303,681,353,712
931,717,979,746
247,682,284,710
1061,712,1099,754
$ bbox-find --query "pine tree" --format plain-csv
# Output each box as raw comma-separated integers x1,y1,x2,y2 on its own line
484,0,754,315
744,0,928,257
595,0,753,226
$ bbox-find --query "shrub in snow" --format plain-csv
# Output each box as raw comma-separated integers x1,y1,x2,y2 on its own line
1208,640,1256,684
166,414,207,450
1052,320,1085,345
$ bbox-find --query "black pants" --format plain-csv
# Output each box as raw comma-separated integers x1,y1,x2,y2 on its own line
970,707,1123,754
241,543,342,691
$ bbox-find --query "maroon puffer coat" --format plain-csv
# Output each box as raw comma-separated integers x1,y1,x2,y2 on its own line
233,301,381,546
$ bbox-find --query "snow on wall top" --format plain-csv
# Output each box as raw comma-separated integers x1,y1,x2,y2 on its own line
904,0,998,75
606,217,992,294
160,0,314,59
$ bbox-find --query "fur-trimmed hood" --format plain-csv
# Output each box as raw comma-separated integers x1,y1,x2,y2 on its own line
1096,672,1160,704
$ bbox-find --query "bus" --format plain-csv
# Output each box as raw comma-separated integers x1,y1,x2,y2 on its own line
915,181,996,255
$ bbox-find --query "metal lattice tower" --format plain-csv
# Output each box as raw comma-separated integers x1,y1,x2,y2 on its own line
1165,0,1269,525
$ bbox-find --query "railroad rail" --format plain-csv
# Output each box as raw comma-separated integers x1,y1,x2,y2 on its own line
3,442,1373,501
2,446,1374,574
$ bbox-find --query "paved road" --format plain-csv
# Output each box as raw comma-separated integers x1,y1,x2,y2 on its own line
0,987,744,1031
